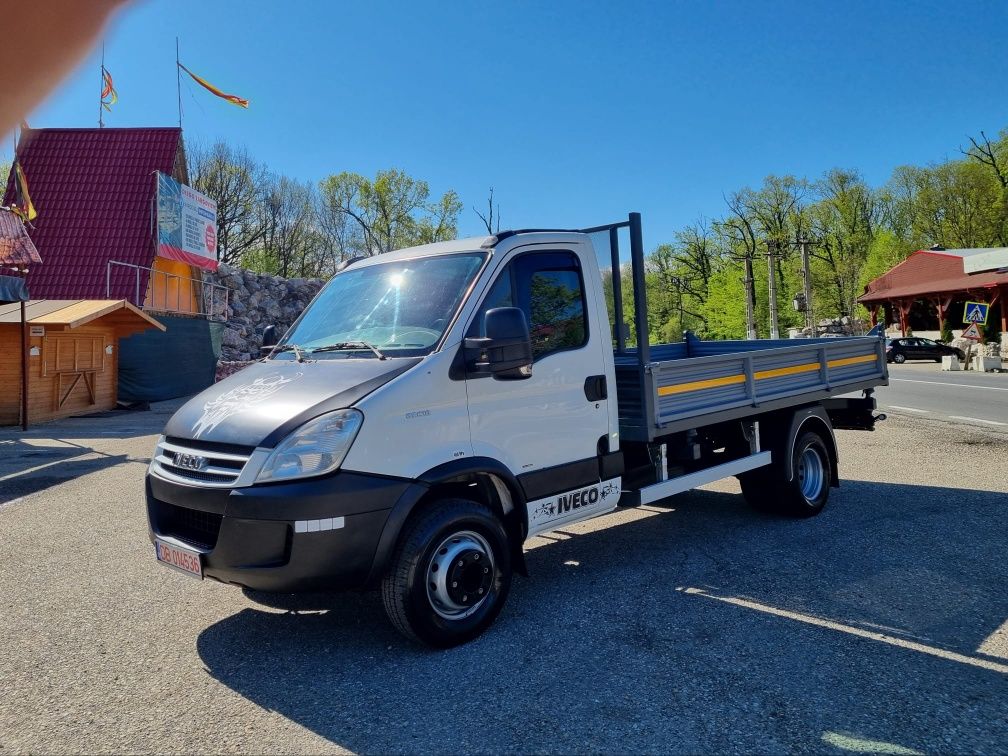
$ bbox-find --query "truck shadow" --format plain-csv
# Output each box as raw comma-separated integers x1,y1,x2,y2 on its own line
0,439,132,505
196,481,1008,753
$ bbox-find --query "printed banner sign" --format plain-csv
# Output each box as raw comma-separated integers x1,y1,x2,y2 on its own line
156,172,219,271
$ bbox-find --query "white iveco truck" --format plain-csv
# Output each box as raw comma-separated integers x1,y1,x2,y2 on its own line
147,213,887,647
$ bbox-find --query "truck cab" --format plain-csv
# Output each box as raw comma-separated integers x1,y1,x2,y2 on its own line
147,213,886,647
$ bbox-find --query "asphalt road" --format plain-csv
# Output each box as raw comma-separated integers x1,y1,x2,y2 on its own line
1,405,1007,754
866,362,1008,429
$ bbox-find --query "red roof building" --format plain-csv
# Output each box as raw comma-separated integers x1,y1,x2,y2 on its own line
858,248,1008,336
2,127,187,300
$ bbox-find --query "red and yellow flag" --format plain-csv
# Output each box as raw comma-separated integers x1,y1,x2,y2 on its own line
178,62,249,108
12,162,37,222
101,67,118,111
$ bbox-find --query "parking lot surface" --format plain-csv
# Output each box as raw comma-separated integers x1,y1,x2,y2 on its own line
1,405,1006,754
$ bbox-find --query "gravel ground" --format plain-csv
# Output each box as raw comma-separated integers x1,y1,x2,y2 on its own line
1,409,1006,754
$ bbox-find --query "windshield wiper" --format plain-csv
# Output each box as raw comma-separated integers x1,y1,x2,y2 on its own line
271,343,307,362
311,341,387,360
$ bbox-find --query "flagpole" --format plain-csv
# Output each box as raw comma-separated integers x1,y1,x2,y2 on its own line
176,37,182,128
99,43,105,128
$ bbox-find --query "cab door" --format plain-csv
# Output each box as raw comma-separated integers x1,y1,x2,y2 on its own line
463,246,615,532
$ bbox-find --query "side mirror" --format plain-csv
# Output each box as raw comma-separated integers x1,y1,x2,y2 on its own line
260,324,279,354
463,307,533,379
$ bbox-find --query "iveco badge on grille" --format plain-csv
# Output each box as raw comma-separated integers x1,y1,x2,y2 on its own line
175,453,207,471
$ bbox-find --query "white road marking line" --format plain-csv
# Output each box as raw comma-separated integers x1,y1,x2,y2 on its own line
948,415,1007,426
891,378,1008,391
679,587,1008,675
821,732,922,755
887,405,929,414
978,617,1008,661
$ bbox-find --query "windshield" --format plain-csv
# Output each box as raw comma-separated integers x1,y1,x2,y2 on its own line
274,252,487,358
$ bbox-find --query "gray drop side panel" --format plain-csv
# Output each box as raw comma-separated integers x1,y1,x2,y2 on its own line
615,336,887,442
118,315,224,402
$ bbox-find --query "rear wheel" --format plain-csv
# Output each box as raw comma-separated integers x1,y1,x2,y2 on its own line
381,498,512,648
740,431,833,517
893,353,906,364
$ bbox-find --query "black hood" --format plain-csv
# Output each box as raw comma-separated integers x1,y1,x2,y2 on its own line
163,357,421,448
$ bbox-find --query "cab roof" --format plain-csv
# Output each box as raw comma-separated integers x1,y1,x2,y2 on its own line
348,229,592,269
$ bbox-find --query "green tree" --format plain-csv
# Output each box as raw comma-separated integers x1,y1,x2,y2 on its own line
317,169,461,256
189,140,268,265
807,169,879,318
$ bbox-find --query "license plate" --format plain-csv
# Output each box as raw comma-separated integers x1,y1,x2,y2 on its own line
154,538,203,579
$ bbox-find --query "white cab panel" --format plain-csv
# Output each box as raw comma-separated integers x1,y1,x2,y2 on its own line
464,241,612,475
341,348,473,479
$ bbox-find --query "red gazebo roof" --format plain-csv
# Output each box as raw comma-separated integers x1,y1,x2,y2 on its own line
2,127,185,300
859,249,1008,304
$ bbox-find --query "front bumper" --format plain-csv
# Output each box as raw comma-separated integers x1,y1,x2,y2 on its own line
146,470,413,591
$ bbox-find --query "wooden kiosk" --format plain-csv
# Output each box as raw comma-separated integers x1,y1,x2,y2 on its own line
0,300,164,426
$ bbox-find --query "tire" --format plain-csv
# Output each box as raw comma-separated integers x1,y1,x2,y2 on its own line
381,498,512,648
893,353,906,364
739,431,832,518
778,432,832,517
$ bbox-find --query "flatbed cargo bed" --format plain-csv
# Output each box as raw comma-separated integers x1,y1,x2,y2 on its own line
614,334,888,442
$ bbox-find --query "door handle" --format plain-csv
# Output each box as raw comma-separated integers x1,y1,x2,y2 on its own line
584,375,607,401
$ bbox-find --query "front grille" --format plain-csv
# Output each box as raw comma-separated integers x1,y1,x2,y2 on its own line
158,466,236,484
157,501,223,550
152,437,253,488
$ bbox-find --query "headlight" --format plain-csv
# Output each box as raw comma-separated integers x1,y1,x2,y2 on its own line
256,409,363,483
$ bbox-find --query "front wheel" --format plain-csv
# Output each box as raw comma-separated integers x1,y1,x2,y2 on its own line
381,498,512,648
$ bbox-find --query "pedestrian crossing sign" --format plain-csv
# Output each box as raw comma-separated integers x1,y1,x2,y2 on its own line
961,322,983,340
963,301,989,324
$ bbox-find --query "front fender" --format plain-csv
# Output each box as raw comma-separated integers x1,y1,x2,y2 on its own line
363,457,529,587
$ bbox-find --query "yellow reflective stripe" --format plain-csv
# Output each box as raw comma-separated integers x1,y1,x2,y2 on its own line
658,373,746,395
754,362,819,380
656,352,878,397
827,354,878,369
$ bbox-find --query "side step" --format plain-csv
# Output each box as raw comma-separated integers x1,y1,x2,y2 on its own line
626,451,772,506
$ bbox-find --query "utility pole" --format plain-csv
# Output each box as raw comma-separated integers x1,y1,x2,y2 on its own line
797,236,815,335
767,240,780,339
743,255,757,340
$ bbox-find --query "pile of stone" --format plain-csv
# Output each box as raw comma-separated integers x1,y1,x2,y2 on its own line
204,264,325,364
950,337,1001,358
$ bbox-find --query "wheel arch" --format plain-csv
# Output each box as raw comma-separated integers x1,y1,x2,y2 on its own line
787,409,839,488
758,404,839,488
365,457,529,586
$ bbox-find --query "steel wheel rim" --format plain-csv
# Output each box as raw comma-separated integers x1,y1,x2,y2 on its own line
797,446,825,502
426,530,495,620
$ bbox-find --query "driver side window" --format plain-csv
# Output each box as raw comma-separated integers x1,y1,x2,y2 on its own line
468,251,589,361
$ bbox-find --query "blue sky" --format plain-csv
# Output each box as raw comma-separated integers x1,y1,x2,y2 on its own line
15,0,1008,246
